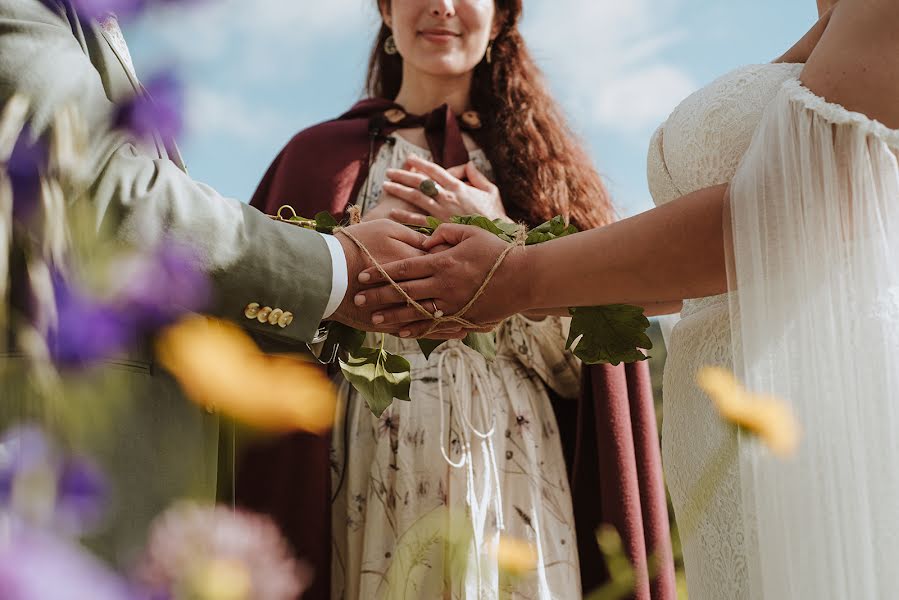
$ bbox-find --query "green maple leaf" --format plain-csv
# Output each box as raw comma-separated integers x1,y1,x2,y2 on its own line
339,347,412,417
566,305,653,365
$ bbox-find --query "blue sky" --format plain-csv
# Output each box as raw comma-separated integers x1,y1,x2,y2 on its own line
127,0,818,217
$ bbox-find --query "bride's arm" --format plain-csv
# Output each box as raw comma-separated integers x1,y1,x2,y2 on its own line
354,183,729,328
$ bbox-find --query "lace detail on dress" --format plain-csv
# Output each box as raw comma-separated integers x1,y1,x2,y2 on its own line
646,63,803,600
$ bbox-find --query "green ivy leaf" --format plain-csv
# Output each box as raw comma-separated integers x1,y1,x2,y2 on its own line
462,332,496,362
339,347,412,417
314,211,339,233
566,305,653,365
418,339,446,360
451,215,515,242
321,322,366,361
526,216,579,245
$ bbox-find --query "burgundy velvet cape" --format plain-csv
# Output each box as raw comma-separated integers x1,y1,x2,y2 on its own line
236,99,676,600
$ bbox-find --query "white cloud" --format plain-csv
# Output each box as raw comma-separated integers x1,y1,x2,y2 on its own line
140,0,378,76
521,0,697,133
185,86,297,142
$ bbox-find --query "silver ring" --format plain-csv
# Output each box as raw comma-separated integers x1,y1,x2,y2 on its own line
419,179,440,199
430,300,444,319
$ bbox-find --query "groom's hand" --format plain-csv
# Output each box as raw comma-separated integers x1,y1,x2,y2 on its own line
330,219,467,339
353,224,532,337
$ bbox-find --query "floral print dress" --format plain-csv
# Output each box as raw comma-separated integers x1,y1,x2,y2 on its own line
331,135,581,600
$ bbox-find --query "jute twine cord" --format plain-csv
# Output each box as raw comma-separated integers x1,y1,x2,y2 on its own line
272,205,522,336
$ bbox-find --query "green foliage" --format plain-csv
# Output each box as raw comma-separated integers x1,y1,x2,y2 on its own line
462,332,496,362
284,210,651,414
567,305,653,365
450,215,518,242
417,332,496,363
313,211,338,233
417,338,444,359
322,322,366,361
525,216,579,245
339,346,412,417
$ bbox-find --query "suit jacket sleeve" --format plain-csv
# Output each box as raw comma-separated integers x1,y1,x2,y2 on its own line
0,0,332,343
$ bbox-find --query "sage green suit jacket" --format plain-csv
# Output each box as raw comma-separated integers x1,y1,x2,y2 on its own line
0,0,334,342
0,0,334,561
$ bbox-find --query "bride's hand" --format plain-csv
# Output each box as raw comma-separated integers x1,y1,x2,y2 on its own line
381,154,508,222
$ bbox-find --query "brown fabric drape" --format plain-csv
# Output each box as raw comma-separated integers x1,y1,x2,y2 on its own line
572,362,677,599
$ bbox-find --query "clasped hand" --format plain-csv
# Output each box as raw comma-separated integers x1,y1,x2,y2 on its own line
348,223,531,339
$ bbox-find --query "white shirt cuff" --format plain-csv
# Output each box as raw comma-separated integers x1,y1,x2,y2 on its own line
321,233,348,319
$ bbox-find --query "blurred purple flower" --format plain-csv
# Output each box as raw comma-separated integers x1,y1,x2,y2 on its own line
0,528,131,600
7,125,48,223
45,238,207,369
136,503,310,600
69,0,147,22
0,425,109,537
55,457,110,536
115,239,210,330
114,72,184,142
47,272,135,369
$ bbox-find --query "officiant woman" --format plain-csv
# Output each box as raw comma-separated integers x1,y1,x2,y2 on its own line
237,1,675,598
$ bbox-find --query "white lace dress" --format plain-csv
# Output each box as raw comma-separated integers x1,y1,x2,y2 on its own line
331,135,582,600
646,63,804,599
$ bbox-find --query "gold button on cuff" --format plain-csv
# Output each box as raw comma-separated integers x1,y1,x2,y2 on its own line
256,306,273,323
244,302,260,319
268,308,284,326
278,311,294,328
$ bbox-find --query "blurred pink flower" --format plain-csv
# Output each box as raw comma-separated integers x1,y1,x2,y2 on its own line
135,503,310,600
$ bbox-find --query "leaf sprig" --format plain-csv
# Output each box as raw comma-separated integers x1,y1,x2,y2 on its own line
276,209,651,416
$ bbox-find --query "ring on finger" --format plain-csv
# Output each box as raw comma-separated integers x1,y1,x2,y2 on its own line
429,299,445,319
419,178,441,199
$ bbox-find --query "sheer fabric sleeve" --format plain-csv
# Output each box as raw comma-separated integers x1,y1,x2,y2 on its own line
727,78,899,599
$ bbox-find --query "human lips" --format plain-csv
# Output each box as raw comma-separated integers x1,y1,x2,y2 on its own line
419,28,461,43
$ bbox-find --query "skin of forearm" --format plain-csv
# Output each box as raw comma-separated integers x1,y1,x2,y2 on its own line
521,184,729,310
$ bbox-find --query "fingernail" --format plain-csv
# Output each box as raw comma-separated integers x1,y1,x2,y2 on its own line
354,294,366,306
372,314,384,325
399,330,411,338
358,272,371,283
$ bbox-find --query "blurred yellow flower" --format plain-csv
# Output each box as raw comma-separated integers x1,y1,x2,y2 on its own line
697,366,800,457
185,558,252,600
492,535,538,576
156,316,336,434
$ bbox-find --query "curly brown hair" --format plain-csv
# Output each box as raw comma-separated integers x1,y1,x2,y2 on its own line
366,0,615,230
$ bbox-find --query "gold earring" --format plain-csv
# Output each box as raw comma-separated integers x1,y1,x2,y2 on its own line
384,35,398,55
486,40,494,64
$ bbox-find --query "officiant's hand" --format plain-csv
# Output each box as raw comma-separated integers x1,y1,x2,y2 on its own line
331,219,468,339
381,155,507,222
353,223,531,337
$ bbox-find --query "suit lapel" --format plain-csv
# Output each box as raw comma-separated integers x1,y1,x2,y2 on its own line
97,20,188,172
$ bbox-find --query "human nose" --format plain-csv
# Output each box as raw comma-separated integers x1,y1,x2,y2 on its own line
429,0,456,18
